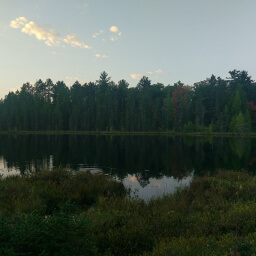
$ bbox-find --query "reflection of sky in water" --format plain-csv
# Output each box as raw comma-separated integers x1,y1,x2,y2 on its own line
79,168,193,200
0,155,54,178
0,135,255,199
0,156,20,177
123,173,193,201
0,157,193,200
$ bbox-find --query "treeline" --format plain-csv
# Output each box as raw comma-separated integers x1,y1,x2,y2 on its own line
0,70,256,132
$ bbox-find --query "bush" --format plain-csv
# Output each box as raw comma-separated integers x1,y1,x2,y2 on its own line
0,202,98,256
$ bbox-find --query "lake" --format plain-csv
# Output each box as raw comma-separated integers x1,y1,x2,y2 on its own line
0,134,255,200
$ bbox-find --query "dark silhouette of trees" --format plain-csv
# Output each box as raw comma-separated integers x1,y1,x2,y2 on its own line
0,70,255,132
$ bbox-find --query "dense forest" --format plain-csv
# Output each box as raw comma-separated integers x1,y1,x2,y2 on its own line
0,70,255,132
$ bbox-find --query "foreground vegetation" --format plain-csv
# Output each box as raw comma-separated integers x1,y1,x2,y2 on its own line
1,169,256,255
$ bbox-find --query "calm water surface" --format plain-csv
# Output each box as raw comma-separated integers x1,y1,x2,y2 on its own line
0,135,255,199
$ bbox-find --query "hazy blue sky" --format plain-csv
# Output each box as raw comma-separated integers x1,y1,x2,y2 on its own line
1,0,256,98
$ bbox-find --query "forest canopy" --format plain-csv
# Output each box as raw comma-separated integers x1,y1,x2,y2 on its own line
0,70,255,133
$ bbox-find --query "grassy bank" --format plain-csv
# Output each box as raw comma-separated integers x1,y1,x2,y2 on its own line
1,169,256,255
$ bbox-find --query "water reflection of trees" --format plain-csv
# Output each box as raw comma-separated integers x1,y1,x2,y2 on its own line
0,135,256,178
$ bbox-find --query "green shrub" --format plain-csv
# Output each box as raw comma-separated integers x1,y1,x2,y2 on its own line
0,202,98,256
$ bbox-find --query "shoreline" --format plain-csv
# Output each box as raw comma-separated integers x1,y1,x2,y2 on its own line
1,130,256,137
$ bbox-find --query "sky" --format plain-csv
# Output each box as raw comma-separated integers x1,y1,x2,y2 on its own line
0,0,256,99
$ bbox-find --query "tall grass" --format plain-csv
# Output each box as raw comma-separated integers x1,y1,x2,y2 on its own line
0,169,125,216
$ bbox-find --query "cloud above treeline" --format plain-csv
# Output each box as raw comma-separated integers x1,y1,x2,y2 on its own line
148,70,164,75
130,70,164,80
10,16,123,50
130,74,143,80
10,16,91,49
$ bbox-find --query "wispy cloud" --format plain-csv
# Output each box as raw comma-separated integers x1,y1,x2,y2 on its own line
93,26,122,42
110,36,117,42
10,17,91,49
130,74,143,80
66,76,79,80
95,54,108,58
155,69,164,74
146,70,164,75
64,35,91,49
21,21,61,47
92,30,103,38
10,17,28,29
110,35,121,42
109,26,122,42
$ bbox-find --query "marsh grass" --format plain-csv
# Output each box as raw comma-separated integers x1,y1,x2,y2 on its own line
1,169,256,255
0,169,125,216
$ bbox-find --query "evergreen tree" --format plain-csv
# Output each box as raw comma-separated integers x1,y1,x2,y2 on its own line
0,70,254,133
